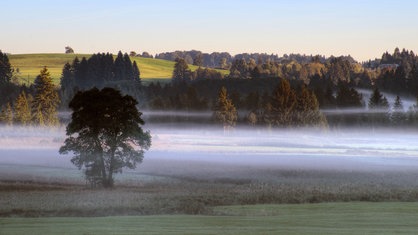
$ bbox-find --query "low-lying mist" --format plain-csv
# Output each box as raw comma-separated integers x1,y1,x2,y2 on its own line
1,125,418,176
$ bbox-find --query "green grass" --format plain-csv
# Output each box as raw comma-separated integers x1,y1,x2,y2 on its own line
1,202,417,235
8,53,228,85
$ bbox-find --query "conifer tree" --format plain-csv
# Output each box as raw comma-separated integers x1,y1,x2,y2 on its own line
214,86,238,131
32,67,60,126
368,87,389,125
114,51,126,81
172,58,191,83
368,87,389,110
14,91,31,125
60,62,75,107
391,95,405,125
269,79,297,126
0,102,13,125
132,61,141,82
0,50,12,84
296,86,327,127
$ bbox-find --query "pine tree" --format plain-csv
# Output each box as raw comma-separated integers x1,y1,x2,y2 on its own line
114,51,126,81
172,58,191,83
391,95,405,125
132,61,141,83
368,87,389,110
296,86,327,127
269,79,297,126
0,102,13,125
368,87,389,125
60,62,75,108
214,87,238,131
14,91,32,125
32,67,60,126
0,50,12,84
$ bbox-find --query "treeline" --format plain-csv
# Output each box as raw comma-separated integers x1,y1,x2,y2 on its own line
60,51,142,107
155,50,342,69
3,47,418,128
146,77,326,127
0,67,60,126
373,48,418,95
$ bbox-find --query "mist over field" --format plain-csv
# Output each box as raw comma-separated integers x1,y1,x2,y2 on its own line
1,124,418,181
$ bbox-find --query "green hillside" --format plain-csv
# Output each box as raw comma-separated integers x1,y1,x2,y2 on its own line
8,53,228,85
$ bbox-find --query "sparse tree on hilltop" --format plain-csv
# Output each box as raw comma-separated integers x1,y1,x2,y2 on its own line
65,46,74,54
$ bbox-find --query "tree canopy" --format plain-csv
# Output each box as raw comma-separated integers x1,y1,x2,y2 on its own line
59,87,151,188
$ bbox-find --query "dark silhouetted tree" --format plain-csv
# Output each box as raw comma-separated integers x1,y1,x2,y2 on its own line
59,88,151,188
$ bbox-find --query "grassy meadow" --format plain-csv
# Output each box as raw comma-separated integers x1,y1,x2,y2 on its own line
1,202,417,235
8,53,228,85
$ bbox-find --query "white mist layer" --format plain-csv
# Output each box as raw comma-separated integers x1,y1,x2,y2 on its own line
1,125,418,171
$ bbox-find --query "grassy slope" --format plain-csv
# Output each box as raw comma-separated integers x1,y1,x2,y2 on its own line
1,202,417,235
9,53,228,85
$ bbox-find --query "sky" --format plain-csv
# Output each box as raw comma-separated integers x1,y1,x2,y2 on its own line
1,0,418,61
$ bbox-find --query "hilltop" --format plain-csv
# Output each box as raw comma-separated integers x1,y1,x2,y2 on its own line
8,53,228,85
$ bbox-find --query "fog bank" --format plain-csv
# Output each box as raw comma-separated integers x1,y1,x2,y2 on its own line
1,125,418,174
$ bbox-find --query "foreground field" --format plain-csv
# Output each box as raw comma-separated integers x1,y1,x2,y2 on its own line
1,126,418,234
1,202,417,235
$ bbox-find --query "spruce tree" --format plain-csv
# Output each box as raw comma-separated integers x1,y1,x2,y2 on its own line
14,91,32,125
114,51,126,81
368,87,389,125
60,62,75,107
368,87,389,110
32,67,60,126
172,58,191,83
269,79,297,126
123,53,134,80
132,61,141,83
0,50,12,84
296,86,327,127
0,102,13,125
391,95,405,125
214,86,238,131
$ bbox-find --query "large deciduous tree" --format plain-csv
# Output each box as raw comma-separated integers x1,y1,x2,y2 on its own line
59,87,151,188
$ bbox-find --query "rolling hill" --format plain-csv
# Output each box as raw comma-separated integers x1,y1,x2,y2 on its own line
8,53,228,85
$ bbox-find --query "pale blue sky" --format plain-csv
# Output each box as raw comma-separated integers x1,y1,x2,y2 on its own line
1,0,417,61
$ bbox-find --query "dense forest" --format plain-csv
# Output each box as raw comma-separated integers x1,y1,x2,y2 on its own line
2,48,418,128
